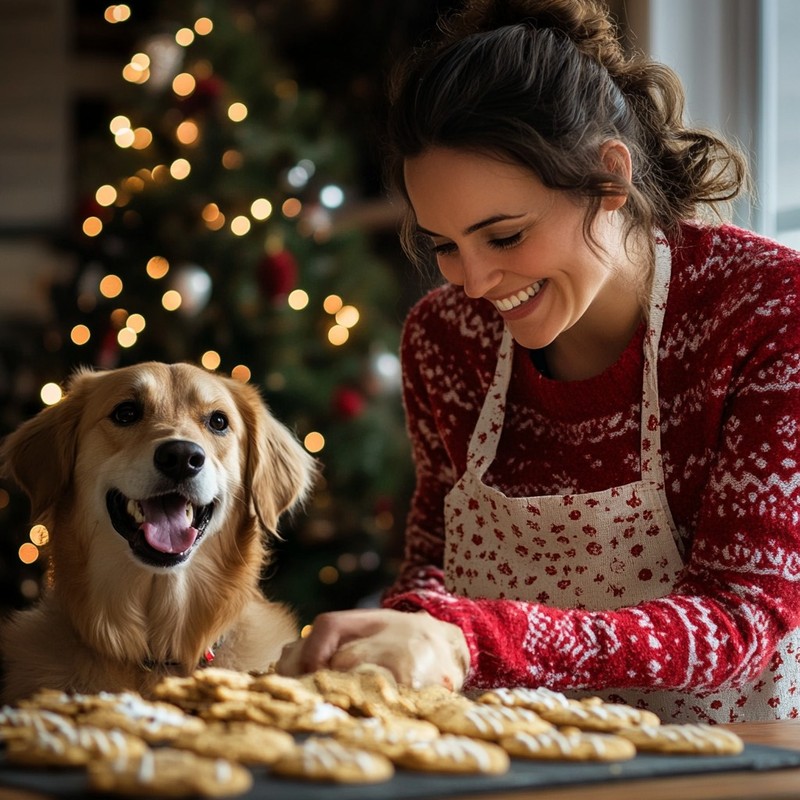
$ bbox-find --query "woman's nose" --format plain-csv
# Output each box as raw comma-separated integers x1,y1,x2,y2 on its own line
461,257,502,299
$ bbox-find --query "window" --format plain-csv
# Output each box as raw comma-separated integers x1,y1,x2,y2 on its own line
628,0,799,247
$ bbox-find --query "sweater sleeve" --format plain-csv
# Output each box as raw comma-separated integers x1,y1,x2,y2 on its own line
383,269,800,693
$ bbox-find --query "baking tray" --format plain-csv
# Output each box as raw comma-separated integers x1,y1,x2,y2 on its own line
2,743,800,799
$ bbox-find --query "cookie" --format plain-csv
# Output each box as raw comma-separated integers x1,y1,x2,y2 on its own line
424,701,553,740
399,683,472,718
248,672,322,706
172,721,295,765
20,689,206,744
271,736,395,784
289,700,358,733
78,692,207,743
334,715,440,758
202,697,353,734
617,723,745,755
4,721,148,768
88,748,253,797
190,667,255,693
0,705,78,740
301,666,413,718
500,728,636,762
394,734,510,774
478,686,577,714
539,697,661,732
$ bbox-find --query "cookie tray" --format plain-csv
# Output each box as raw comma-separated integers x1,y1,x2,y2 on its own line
3,743,800,800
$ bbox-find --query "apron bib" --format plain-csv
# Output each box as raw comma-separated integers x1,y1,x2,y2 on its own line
444,238,800,722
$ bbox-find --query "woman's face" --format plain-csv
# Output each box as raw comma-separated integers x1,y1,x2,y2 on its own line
403,147,636,352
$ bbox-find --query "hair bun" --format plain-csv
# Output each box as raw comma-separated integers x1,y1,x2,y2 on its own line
441,0,625,75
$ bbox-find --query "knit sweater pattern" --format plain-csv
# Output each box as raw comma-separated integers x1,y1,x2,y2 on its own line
383,222,800,719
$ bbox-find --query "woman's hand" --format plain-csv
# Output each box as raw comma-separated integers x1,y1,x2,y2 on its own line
275,608,470,691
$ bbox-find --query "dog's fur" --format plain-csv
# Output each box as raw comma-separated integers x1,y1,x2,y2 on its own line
0,362,316,703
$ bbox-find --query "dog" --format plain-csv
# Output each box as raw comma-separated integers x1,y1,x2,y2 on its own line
0,362,316,703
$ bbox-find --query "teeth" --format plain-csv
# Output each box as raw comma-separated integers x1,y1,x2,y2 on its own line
494,280,545,311
127,499,145,524
125,498,194,525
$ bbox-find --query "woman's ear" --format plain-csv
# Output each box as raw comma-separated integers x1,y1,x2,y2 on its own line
599,139,632,211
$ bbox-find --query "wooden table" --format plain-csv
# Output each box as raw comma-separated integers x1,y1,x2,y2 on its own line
0,721,798,800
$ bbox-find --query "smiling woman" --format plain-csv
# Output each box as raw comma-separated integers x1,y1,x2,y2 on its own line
276,0,800,725
403,146,641,376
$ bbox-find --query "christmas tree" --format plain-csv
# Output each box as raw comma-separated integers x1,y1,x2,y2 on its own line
0,1,415,624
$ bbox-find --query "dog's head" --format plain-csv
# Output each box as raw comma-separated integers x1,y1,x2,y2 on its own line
0,363,317,571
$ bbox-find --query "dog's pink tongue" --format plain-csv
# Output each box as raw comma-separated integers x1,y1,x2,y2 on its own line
139,495,198,554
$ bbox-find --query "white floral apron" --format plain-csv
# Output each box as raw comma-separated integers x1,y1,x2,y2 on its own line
444,237,800,722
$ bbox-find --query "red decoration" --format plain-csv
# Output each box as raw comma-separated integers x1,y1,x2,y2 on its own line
97,326,120,370
332,386,366,419
257,250,298,301
181,76,224,114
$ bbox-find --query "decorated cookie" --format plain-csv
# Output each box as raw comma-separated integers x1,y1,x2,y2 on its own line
4,721,148,768
202,697,354,734
334,714,440,758
542,698,661,731
500,728,636,761
88,748,253,797
0,705,80,739
79,693,207,743
478,686,577,713
424,701,553,740
18,689,205,744
394,734,510,774
617,723,745,755
271,736,395,784
172,721,295,765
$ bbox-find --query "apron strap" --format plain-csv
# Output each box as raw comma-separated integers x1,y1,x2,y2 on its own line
465,324,515,477
640,235,671,483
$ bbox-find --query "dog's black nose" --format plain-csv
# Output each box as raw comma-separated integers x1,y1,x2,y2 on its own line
154,440,206,481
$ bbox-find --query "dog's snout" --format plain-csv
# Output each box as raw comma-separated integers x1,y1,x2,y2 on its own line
154,440,206,481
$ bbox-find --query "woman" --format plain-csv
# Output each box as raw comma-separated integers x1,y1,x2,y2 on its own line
278,0,800,722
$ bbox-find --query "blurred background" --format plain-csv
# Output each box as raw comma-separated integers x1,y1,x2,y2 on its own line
0,0,798,627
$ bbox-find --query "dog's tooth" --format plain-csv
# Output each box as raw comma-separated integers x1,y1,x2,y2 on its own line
127,499,145,524
185,501,193,525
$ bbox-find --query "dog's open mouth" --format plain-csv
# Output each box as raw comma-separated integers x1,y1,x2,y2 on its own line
106,490,214,568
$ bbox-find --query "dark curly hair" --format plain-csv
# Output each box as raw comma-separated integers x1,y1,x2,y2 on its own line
384,0,749,264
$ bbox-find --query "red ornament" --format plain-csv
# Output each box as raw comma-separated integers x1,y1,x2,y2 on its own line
97,326,120,370
180,76,224,114
257,250,298,301
332,387,366,419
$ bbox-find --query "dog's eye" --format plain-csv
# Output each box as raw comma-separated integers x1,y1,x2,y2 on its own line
208,411,229,433
110,401,141,426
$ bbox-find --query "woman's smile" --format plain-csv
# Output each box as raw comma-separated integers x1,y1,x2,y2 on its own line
492,279,547,313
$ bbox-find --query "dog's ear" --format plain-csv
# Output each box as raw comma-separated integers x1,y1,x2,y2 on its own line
0,369,98,522
233,381,317,534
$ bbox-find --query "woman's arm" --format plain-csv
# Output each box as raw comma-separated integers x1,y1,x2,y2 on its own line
383,326,800,692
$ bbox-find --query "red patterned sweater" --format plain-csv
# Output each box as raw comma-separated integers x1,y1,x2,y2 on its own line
383,222,800,696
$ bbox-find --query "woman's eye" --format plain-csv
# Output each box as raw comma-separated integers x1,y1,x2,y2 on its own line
208,411,229,432
432,241,457,256
110,401,141,426
489,232,523,250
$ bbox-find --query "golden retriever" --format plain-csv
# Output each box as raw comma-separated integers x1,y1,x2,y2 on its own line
0,362,316,703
